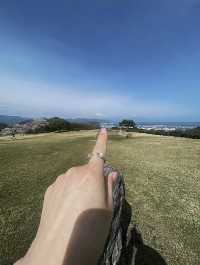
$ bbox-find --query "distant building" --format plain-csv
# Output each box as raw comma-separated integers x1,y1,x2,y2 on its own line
0,118,49,135
0,127,13,136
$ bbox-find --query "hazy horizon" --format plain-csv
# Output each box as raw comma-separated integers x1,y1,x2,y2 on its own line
1,114,200,124
1,0,200,121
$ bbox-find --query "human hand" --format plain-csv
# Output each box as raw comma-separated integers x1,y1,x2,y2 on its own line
15,128,117,265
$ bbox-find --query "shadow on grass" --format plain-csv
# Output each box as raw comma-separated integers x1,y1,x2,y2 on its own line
63,209,167,265
127,226,168,265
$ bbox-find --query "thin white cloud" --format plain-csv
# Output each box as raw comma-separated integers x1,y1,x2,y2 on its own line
0,77,188,119
95,113,105,117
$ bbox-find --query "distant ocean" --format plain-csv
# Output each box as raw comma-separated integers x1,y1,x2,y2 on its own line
136,122,200,131
101,121,200,131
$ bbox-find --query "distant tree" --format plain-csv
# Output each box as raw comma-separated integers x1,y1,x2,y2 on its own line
119,119,136,128
46,117,71,132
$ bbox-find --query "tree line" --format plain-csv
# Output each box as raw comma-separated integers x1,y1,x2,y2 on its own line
28,117,99,133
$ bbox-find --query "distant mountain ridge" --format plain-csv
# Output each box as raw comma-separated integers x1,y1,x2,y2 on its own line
0,115,110,126
65,118,109,125
0,115,31,125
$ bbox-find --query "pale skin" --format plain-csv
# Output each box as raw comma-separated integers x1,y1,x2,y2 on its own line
15,128,117,265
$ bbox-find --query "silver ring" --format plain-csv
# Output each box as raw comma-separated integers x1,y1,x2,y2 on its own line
88,152,106,162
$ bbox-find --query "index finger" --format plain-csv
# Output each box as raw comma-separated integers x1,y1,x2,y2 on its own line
89,128,107,167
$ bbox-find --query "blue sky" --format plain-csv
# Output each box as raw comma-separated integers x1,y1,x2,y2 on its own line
0,0,200,121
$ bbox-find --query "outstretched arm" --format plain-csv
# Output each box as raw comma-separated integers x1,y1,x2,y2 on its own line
15,128,117,265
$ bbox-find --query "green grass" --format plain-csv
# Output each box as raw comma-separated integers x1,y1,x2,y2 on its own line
0,131,200,265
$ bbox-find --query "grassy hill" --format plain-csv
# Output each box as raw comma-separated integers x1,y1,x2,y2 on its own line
0,131,200,265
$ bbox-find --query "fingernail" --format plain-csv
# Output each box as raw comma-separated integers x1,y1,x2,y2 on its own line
112,172,118,182
100,127,107,134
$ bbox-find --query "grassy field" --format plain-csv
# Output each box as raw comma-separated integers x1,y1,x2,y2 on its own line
0,131,200,265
